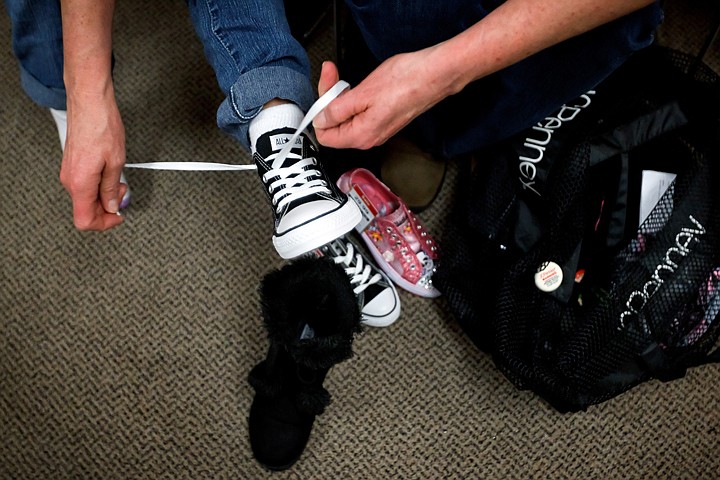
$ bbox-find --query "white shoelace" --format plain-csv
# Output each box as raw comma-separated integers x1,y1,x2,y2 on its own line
262,150,325,212
124,81,351,206
331,241,383,295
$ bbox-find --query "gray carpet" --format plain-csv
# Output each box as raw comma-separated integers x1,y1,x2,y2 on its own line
1,1,719,478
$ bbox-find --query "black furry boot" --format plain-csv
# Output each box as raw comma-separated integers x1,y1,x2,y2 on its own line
248,256,362,471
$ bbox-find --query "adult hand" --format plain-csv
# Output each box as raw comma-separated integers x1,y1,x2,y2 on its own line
313,0,657,152
59,0,126,232
59,91,127,231
313,52,455,150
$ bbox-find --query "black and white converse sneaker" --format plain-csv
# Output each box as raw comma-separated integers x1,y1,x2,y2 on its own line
316,235,401,327
253,128,361,259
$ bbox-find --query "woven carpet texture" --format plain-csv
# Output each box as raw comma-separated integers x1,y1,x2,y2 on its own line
1,0,718,478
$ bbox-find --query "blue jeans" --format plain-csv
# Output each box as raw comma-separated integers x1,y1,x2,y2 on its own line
4,0,66,110
342,0,664,157
4,0,315,150
184,0,315,148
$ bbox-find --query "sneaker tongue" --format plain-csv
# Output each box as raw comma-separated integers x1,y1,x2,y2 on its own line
386,208,421,253
254,128,305,165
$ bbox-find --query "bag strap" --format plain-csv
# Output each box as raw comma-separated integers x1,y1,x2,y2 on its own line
640,342,720,382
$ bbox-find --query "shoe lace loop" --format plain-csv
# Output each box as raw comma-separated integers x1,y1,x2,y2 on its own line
263,150,329,212
332,242,382,294
123,80,351,180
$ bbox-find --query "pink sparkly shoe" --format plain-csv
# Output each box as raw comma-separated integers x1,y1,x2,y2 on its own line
337,168,441,298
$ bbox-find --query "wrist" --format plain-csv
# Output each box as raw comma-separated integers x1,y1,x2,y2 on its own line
65,63,113,97
65,76,115,111
423,42,473,99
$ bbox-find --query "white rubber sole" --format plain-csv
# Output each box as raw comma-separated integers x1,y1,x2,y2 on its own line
273,200,362,259
360,231,441,299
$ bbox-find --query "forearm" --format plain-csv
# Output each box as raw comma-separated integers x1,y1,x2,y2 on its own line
61,0,116,98
57,0,126,230
427,0,657,98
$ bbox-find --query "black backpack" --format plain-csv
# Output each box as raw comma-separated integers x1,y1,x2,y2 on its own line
435,46,720,412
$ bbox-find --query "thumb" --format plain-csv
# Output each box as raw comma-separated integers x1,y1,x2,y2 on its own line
314,61,355,130
99,164,123,214
317,61,340,97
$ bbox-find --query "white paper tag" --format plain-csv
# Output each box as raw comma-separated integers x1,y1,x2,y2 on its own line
300,323,315,340
347,185,378,232
639,170,676,227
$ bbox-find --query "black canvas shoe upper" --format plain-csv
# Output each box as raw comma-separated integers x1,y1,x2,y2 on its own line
253,127,350,237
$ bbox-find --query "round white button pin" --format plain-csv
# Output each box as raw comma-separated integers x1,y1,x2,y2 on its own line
534,261,563,292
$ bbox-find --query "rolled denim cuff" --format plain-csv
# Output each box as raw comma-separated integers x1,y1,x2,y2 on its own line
217,65,315,150
19,65,66,110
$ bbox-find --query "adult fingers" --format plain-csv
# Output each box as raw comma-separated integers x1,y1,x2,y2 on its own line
68,169,124,231
71,195,124,231
99,161,124,214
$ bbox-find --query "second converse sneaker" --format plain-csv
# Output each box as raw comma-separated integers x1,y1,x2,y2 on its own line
253,126,361,259
316,235,401,327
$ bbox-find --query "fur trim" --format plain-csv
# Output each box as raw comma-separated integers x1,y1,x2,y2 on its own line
259,256,362,369
296,385,331,415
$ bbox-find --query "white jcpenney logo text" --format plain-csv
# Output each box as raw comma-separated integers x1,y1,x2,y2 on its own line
517,91,596,196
